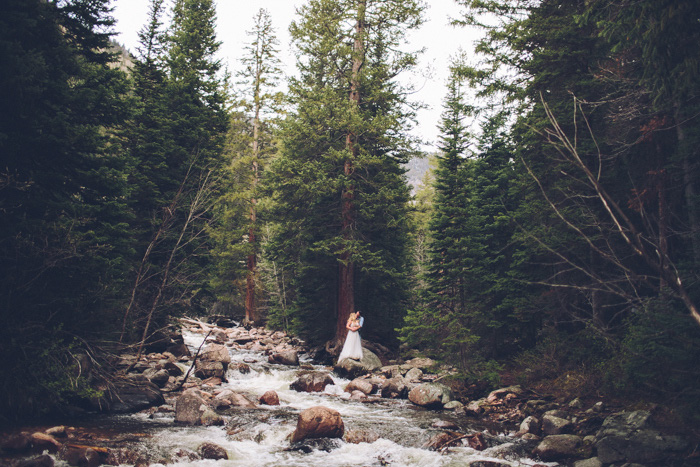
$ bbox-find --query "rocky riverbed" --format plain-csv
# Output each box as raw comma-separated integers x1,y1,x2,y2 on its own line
1,319,696,466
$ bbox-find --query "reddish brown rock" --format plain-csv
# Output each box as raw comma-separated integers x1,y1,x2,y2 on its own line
259,390,280,406
290,406,344,443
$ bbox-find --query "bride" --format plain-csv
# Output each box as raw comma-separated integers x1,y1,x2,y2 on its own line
337,312,363,362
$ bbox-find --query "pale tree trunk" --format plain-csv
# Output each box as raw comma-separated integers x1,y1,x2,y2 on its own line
245,81,261,324
337,0,365,344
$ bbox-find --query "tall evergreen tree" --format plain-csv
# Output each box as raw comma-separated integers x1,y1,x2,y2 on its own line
122,0,229,348
0,0,131,416
265,0,424,345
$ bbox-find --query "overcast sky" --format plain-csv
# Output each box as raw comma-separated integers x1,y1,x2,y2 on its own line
111,0,481,152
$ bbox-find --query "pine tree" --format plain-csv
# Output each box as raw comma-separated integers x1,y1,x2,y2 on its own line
265,0,424,345
0,0,131,416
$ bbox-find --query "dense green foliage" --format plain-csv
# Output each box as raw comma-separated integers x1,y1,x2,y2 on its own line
400,0,700,415
1,0,699,422
263,0,424,344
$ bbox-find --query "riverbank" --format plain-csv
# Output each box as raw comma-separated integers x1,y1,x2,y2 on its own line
1,319,697,466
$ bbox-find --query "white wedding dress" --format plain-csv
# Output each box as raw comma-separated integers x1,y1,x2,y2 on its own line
338,329,363,362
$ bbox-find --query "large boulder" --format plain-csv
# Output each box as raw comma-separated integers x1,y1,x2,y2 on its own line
380,377,408,399
333,348,382,379
194,360,225,380
213,389,257,409
532,434,584,461
290,406,344,443
408,383,454,409
200,343,231,366
594,410,688,464
290,371,335,393
175,389,209,425
143,368,170,388
542,413,573,435
259,390,280,406
99,375,164,413
344,377,376,395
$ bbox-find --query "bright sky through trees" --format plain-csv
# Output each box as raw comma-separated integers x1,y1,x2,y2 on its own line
112,0,481,151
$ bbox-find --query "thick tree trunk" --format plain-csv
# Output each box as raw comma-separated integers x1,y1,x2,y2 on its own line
336,1,365,344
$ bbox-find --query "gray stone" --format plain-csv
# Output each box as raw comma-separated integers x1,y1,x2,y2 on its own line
334,348,382,378
408,383,454,409
404,367,424,382
595,410,688,464
381,377,408,399
290,371,335,393
573,458,603,467
542,413,573,435
533,434,583,461
518,415,541,436
443,400,464,410
175,389,208,425
345,377,376,395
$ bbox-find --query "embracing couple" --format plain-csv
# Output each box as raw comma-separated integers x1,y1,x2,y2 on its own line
337,310,364,362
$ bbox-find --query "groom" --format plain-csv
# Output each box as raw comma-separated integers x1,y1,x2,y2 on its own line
356,310,364,330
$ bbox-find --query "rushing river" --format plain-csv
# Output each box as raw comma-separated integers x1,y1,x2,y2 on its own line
50,329,553,467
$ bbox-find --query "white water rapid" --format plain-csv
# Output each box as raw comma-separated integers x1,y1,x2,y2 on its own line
86,330,555,467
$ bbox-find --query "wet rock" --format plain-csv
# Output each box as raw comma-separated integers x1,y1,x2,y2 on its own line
532,434,583,461
290,406,345,443
344,428,379,444
172,448,200,462
58,445,109,467
467,462,509,467
380,377,408,399
408,382,454,409
268,350,299,366
349,390,367,400
517,415,541,436
345,377,376,395
573,458,603,467
259,390,280,405
542,413,572,435
15,454,55,467
200,407,225,426
201,376,224,386
200,343,231,366
424,431,461,451
486,385,523,404
404,367,423,382
166,342,191,358
175,388,209,425
198,442,228,460
431,419,459,430
45,426,68,438
213,389,257,409
230,362,251,373
290,371,334,393
144,368,170,388
594,410,688,464
287,438,342,453
404,357,436,370
1,432,32,452
194,360,225,380
100,375,165,413
464,398,487,416
333,348,382,379
380,365,402,378
443,400,464,411
30,432,62,453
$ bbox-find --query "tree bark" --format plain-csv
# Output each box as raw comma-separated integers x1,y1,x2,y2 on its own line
336,1,365,343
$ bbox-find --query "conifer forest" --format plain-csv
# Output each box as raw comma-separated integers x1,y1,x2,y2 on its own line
2,0,700,427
